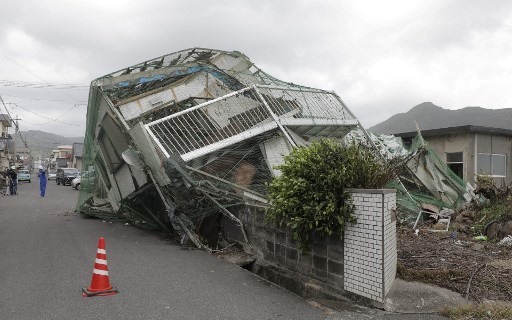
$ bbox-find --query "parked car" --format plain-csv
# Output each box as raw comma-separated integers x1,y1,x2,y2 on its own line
17,170,31,183
79,170,95,191
71,176,81,190
48,170,57,181
56,168,80,186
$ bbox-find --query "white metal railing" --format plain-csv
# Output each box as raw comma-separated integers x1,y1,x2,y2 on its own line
145,85,355,160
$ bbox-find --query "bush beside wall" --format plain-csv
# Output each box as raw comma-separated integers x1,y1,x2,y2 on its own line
223,189,397,304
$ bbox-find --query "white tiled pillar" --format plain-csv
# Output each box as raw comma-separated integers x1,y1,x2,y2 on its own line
343,189,397,303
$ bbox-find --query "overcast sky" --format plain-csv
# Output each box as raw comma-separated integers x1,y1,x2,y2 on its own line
0,0,511,137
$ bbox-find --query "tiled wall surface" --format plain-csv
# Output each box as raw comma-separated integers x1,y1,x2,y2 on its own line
343,189,397,303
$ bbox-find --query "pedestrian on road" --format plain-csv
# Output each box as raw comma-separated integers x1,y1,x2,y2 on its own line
38,166,47,197
0,169,7,195
7,166,17,195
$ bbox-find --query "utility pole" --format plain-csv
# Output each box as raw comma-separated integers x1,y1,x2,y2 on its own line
12,115,21,168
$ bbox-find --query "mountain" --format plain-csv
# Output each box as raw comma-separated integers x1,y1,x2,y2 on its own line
369,102,512,134
16,130,84,159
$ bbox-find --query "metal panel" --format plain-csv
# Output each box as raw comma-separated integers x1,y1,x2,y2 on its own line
128,122,171,186
94,98,109,139
211,54,251,72
114,164,136,198
130,163,148,187
260,136,292,176
118,73,207,120
107,189,120,211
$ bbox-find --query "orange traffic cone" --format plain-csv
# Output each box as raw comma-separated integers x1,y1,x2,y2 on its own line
82,237,118,297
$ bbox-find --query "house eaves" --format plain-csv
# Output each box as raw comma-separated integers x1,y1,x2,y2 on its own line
394,125,512,139
0,114,12,128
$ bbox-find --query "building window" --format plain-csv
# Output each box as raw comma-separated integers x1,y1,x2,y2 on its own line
477,153,506,177
446,152,463,179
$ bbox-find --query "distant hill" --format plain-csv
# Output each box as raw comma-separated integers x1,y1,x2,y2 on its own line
369,102,512,134
16,130,84,159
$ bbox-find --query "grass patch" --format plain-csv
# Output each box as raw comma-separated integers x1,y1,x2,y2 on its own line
397,261,466,284
441,303,512,320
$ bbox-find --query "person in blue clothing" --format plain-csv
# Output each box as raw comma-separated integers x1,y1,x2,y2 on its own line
37,166,47,197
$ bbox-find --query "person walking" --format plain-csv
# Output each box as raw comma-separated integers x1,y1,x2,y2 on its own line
0,169,7,195
7,166,17,195
37,166,47,197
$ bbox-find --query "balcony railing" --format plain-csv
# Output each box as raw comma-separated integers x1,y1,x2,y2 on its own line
145,85,357,161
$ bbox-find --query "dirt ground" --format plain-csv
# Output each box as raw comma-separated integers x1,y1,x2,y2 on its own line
397,227,512,302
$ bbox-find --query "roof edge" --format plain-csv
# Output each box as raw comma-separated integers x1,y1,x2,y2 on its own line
395,125,512,138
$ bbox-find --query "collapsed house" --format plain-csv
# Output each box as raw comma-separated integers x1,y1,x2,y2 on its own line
77,48,476,248
77,48,364,248
344,129,477,226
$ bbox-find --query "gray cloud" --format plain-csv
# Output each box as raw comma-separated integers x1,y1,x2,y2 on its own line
0,0,511,136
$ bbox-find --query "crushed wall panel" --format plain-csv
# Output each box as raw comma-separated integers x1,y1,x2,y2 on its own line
117,72,230,121
107,189,120,211
130,164,148,188
129,122,171,186
260,136,292,177
114,164,136,198
212,54,252,73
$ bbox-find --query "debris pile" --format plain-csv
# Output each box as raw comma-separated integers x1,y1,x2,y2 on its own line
398,167,512,303
451,182,512,240
77,48,362,249
397,228,512,302
345,129,477,226
499,236,512,246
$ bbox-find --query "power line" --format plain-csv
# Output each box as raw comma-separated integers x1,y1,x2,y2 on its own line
0,79,88,86
0,80,88,90
1,54,88,101
5,102,81,126
0,93,87,103
2,55,49,83
33,103,82,125
2,95,53,162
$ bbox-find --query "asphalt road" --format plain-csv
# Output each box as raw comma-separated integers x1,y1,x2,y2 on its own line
0,175,341,320
0,176,448,320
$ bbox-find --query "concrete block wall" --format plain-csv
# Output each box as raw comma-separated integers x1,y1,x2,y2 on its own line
243,208,345,288
343,189,397,303
221,205,345,291
222,189,397,303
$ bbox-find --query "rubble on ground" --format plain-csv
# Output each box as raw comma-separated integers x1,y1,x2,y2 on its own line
398,180,512,302
397,228,512,302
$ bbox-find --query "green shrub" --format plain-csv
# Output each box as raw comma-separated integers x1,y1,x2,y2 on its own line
471,175,512,236
471,200,512,236
476,174,498,201
266,139,403,251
